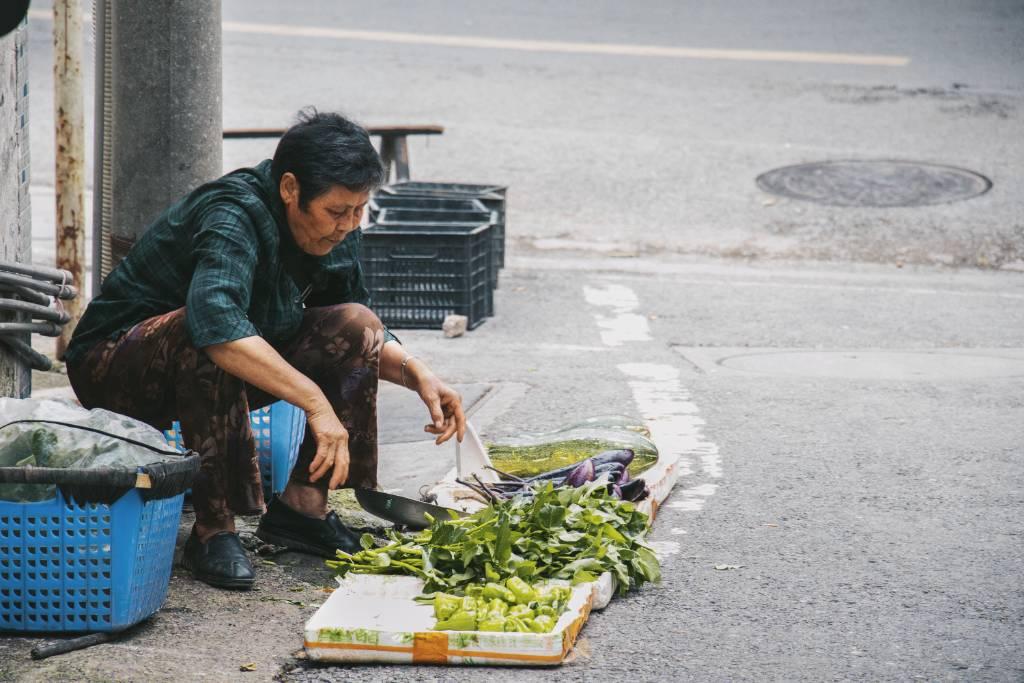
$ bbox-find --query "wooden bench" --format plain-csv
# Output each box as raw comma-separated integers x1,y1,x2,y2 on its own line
222,125,444,183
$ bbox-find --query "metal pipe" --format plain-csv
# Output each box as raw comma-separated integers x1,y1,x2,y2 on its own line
0,285,51,307
53,0,86,359
0,259,73,284
0,337,52,371
0,271,77,300
0,298,71,324
0,322,62,337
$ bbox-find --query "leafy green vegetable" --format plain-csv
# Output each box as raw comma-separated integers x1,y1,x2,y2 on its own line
326,480,660,596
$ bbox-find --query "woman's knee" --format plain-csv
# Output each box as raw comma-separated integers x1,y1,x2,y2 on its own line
338,303,383,333
314,303,384,360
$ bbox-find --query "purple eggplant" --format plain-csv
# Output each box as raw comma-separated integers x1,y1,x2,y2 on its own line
593,462,625,477
619,478,649,502
528,449,635,482
616,466,630,485
564,458,596,487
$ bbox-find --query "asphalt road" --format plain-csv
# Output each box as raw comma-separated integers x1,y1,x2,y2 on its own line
26,0,1024,268
8,2,1024,681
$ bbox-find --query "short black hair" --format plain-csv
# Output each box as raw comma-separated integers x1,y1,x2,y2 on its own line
271,108,385,208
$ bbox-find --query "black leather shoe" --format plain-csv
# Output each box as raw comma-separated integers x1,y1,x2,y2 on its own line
181,531,256,590
255,495,363,558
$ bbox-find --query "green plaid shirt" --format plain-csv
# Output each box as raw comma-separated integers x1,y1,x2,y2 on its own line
66,160,396,365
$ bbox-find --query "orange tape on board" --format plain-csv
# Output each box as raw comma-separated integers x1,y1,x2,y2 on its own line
649,496,660,522
412,631,449,664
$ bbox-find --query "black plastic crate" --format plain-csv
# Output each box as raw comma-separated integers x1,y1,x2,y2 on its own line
381,181,506,200
374,207,496,226
368,196,487,220
375,208,500,291
361,222,493,330
380,182,507,270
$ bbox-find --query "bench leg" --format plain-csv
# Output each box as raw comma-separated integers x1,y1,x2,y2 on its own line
392,137,410,182
379,137,396,184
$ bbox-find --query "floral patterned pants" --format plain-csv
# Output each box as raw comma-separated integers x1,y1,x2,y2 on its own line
67,303,384,528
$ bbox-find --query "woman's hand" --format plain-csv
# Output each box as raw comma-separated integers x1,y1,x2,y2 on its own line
378,342,466,445
414,372,467,445
205,336,352,488
305,400,350,489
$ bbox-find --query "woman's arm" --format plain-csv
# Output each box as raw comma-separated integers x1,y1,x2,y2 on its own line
205,335,351,489
379,340,466,445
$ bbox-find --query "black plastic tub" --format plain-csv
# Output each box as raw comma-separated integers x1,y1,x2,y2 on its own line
361,222,494,329
380,181,506,200
379,182,508,270
374,207,496,227
374,208,500,291
368,196,487,215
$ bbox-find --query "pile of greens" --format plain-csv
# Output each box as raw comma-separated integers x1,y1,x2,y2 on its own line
327,479,661,596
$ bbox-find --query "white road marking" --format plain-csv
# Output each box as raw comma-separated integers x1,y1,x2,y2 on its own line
618,363,723,514
583,281,723,536
221,21,910,67
28,10,909,67
648,541,682,559
583,283,652,347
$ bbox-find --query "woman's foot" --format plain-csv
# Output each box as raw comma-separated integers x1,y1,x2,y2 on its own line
278,481,328,519
180,528,256,590
255,494,362,557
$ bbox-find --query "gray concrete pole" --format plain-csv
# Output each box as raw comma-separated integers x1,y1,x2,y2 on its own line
53,0,85,360
0,19,32,398
101,0,222,268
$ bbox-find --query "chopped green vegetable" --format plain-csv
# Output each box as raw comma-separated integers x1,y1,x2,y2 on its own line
433,593,461,620
532,614,556,632
505,576,537,604
425,578,570,633
434,610,477,632
507,604,532,619
482,582,516,604
478,616,507,632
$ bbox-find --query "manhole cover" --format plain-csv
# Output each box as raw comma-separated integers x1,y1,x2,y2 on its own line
718,351,1024,380
756,160,991,207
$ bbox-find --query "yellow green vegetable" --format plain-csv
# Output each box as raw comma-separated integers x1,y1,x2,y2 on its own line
433,593,461,620
505,576,537,604
434,610,477,631
482,582,516,603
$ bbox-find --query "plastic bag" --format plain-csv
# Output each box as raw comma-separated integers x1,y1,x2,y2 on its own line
0,398,176,502
486,415,659,478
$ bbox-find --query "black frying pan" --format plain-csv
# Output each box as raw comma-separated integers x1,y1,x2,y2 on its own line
354,488,465,530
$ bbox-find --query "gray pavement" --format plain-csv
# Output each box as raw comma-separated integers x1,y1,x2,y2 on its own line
4,2,1024,681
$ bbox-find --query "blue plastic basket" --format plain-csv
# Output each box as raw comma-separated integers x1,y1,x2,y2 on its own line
0,488,185,632
164,401,305,498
